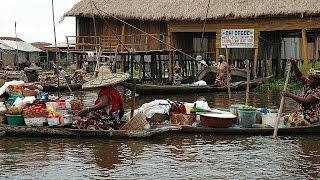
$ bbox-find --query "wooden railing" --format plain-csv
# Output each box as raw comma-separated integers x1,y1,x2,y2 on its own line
65,33,168,53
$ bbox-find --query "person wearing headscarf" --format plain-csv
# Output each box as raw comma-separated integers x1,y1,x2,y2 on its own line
73,65,129,130
173,64,183,85
282,57,320,127
213,54,231,87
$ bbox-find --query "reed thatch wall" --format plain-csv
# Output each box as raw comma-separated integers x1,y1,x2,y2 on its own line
63,0,320,21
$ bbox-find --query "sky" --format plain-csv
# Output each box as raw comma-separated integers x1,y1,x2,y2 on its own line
0,0,81,44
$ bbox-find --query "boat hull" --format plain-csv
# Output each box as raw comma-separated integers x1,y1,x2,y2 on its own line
0,125,171,138
172,124,320,135
122,76,273,95
42,84,83,92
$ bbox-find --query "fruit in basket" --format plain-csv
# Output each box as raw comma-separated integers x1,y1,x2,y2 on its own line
6,106,20,115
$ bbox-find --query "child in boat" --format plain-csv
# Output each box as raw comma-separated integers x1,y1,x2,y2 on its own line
73,65,129,130
214,55,231,87
281,57,320,127
173,64,183,85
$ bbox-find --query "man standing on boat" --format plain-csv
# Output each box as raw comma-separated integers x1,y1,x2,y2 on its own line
213,55,231,87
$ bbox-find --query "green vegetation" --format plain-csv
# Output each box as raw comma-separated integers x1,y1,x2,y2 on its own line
255,76,302,92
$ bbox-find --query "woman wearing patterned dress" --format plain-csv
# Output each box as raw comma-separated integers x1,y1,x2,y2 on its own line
214,55,231,87
282,57,320,127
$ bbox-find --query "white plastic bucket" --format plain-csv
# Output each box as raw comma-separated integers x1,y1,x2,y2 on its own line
47,117,59,126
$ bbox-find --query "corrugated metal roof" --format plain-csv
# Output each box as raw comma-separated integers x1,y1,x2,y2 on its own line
44,40,76,48
0,39,42,52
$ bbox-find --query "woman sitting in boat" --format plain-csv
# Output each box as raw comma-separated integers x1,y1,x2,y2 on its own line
213,55,231,87
73,65,129,130
173,64,183,85
282,57,320,127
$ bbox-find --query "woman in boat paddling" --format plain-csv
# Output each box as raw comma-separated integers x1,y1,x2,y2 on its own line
282,57,320,127
73,65,129,130
214,55,231,87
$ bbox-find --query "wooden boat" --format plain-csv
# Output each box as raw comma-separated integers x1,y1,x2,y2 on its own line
197,66,247,85
42,83,83,92
173,124,320,135
122,75,273,95
0,124,175,138
152,124,320,135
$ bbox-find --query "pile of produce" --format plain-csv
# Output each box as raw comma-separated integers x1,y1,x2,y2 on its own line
23,104,47,118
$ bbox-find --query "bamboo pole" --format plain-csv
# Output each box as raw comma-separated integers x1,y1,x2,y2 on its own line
301,29,308,72
273,62,292,138
245,59,250,105
130,78,137,119
226,47,231,101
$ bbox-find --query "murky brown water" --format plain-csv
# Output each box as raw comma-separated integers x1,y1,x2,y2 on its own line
1,87,320,179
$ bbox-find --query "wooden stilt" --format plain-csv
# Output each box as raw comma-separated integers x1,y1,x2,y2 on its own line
120,24,126,72
168,31,173,81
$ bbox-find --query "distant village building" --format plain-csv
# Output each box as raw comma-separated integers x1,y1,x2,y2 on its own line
63,0,320,79
32,40,76,69
0,37,42,70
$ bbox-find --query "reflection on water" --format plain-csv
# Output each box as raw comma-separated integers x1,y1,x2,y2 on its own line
0,136,320,179
61,86,298,113
1,87,318,179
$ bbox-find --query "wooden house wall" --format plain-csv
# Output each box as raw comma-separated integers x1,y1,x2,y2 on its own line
77,18,163,51
168,17,320,60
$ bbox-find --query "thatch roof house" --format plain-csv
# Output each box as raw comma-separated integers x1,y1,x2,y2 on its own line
63,0,320,79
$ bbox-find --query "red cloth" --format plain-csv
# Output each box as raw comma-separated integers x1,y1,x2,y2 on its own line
95,86,123,112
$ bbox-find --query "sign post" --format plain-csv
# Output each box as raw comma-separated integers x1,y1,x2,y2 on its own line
221,29,254,48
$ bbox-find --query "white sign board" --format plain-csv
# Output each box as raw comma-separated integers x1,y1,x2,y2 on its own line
221,29,255,48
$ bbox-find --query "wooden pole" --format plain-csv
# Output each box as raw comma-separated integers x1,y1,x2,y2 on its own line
130,78,137,119
226,47,231,101
253,48,259,79
245,59,250,105
120,24,126,72
168,31,173,81
301,28,308,72
273,62,292,138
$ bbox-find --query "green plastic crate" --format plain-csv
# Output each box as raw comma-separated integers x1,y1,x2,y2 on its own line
6,114,25,126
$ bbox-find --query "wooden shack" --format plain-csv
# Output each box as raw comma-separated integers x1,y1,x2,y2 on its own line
63,0,320,80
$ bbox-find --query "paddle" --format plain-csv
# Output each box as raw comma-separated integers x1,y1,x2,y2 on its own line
226,47,231,101
130,78,137,119
245,59,250,105
273,60,292,138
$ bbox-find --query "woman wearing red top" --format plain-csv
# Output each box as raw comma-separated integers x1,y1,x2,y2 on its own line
75,66,129,130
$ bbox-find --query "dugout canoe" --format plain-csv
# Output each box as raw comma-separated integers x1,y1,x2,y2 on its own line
165,124,320,135
0,124,177,138
122,75,273,95
42,83,83,92
197,66,247,85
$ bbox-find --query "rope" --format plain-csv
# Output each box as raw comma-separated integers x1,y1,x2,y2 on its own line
91,1,156,81
97,0,203,64
200,0,211,56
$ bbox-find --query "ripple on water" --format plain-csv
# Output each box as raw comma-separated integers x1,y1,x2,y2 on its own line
0,135,320,179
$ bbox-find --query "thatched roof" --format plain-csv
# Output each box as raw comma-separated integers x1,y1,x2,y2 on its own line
63,0,320,21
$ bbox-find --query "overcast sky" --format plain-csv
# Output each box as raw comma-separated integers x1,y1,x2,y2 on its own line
0,0,80,44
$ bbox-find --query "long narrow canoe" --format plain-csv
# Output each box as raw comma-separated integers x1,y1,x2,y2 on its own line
42,83,83,92
122,76,273,95
165,124,320,135
0,125,175,138
197,66,247,84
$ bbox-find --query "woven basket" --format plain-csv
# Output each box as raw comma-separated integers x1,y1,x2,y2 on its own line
146,113,167,124
23,89,39,97
121,112,148,130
